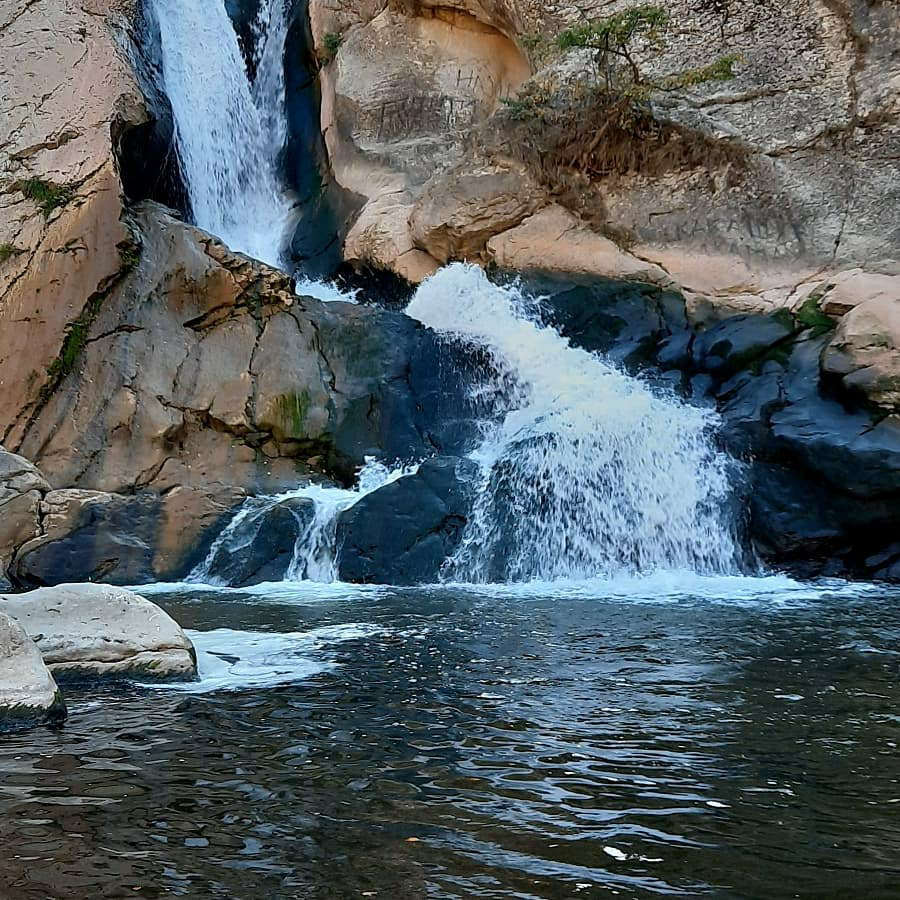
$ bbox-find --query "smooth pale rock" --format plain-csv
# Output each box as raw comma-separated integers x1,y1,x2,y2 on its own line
819,270,900,317
0,0,145,446
487,206,673,286
0,611,66,732
0,584,197,682
318,3,529,278
822,295,900,410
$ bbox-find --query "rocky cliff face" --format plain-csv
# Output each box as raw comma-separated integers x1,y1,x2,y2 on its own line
1,0,899,587
313,0,899,313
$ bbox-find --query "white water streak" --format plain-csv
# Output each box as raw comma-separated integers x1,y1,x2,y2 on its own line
191,460,419,585
405,264,743,582
153,0,295,266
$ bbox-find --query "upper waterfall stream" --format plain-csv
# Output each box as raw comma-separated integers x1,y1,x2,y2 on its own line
153,0,295,266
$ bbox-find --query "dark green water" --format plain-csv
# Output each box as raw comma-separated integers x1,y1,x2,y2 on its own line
1,577,898,899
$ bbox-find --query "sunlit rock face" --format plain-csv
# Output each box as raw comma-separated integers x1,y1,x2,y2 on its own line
313,0,899,318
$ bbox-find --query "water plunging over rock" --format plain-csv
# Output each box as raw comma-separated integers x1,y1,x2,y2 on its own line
405,265,744,582
152,0,296,266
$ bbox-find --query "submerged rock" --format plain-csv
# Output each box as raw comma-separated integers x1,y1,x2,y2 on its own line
0,611,66,733
0,584,197,682
336,457,478,584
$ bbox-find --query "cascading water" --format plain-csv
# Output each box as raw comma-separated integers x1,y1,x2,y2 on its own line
152,0,295,266
406,264,744,582
191,461,418,585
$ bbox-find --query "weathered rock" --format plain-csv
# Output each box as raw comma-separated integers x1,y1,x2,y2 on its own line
7,203,479,496
0,448,49,588
0,0,145,448
0,611,66,733
691,313,796,377
336,456,478,584
11,487,241,588
486,205,672,286
822,295,900,411
410,161,542,264
202,496,316,586
0,584,197,682
317,1,530,278
518,271,688,369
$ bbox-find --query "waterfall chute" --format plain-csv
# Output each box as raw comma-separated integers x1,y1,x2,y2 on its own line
152,0,295,266
405,264,743,582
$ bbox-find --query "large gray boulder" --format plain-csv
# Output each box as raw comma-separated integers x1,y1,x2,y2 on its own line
0,611,66,733
0,584,196,682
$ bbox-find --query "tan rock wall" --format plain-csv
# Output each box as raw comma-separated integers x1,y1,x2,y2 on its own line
0,0,145,445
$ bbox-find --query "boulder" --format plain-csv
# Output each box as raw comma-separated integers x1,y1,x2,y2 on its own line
0,584,197,682
336,457,478,584
486,205,672,286
691,313,795,377
0,611,66,733
201,496,316,586
822,294,900,411
0,448,49,588
10,204,480,497
12,487,241,587
410,161,542,264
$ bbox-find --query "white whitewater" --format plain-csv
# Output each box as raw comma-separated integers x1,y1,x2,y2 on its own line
190,460,418,585
152,0,295,266
406,264,743,582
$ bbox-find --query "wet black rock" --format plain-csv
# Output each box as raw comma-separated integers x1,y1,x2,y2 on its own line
202,497,315,587
691,313,795,377
336,457,479,584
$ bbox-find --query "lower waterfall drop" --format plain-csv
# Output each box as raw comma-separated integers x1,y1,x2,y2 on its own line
406,264,744,583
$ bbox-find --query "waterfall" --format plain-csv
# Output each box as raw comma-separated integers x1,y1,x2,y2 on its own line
405,265,743,582
152,0,295,266
191,461,418,586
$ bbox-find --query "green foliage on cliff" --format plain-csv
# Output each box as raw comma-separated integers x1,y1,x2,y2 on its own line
0,243,23,263
495,2,748,212
795,290,837,336
21,178,74,218
321,32,343,65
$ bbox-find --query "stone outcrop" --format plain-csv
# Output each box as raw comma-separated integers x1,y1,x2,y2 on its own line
0,584,197,681
0,0,146,448
12,488,242,587
0,611,66,733
336,456,478,584
0,448,49,590
314,0,531,279
313,0,899,321
822,292,900,412
5,202,477,496
201,496,317,586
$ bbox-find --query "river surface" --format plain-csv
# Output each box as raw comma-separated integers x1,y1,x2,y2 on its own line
1,576,898,899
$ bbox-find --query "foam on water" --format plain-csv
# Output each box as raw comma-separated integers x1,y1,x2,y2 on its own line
406,265,744,582
152,624,386,693
152,0,295,266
